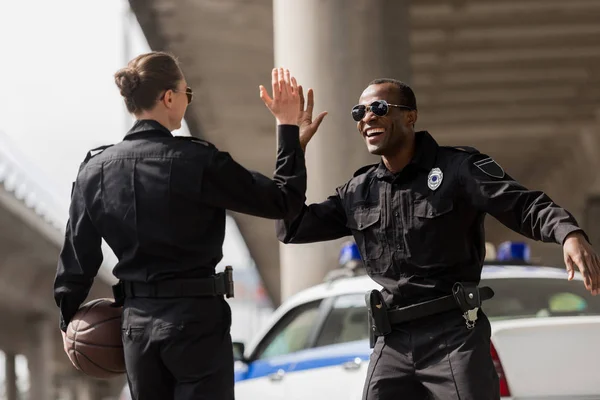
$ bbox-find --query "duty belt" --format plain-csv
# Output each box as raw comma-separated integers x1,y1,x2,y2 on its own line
387,286,494,325
366,282,495,348
111,266,234,306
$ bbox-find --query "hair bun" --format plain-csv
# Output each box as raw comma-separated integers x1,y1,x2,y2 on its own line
114,67,141,97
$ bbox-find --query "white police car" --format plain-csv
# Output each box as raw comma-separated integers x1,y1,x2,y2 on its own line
233,242,600,400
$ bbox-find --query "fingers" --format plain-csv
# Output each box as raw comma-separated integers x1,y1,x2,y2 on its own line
307,88,315,117
259,85,273,108
278,68,285,97
565,254,575,281
590,253,600,295
312,111,328,129
574,255,593,291
299,85,305,112
291,76,298,95
271,68,279,98
284,69,291,94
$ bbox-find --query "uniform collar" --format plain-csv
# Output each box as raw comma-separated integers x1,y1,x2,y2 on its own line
124,119,173,139
375,131,439,179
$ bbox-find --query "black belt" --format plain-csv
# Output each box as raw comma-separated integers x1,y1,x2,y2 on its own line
112,266,234,303
387,286,494,325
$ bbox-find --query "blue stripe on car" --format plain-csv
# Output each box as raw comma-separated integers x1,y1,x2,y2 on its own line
235,340,371,382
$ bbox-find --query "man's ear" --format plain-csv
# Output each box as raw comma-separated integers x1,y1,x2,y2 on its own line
407,110,418,127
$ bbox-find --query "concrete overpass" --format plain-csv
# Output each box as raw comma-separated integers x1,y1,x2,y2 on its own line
128,0,600,305
0,132,124,399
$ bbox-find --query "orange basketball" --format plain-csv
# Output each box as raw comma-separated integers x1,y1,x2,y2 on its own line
65,298,125,379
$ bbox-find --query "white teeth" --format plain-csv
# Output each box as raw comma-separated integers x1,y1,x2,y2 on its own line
365,128,385,137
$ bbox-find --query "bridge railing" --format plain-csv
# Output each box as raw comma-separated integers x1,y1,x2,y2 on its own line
0,130,68,234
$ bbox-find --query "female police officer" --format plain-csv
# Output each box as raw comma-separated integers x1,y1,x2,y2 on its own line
54,51,314,400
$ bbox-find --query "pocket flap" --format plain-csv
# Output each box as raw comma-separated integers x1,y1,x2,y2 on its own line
346,207,381,230
413,199,454,219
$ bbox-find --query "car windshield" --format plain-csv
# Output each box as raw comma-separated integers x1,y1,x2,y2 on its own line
481,277,600,320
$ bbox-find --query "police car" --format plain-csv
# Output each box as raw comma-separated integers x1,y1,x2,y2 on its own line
233,242,600,400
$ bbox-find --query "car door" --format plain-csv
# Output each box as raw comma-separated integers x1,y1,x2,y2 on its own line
235,300,324,400
283,293,372,400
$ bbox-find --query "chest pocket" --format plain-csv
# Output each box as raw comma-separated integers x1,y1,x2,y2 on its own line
408,197,456,268
413,198,454,220
346,206,392,275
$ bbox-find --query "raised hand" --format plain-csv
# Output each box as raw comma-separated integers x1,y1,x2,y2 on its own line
298,85,327,152
259,68,301,126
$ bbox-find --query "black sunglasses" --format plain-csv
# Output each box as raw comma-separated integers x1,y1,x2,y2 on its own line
351,100,413,121
161,87,193,104
179,87,193,104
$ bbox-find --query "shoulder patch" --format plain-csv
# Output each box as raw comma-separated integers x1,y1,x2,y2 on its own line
83,144,113,163
353,163,378,177
473,156,505,179
175,136,213,147
447,145,480,154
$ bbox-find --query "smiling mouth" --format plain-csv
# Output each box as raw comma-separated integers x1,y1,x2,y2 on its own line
364,128,385,138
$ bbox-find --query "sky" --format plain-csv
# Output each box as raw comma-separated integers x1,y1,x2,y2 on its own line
0,0,255,270
0,0,264,388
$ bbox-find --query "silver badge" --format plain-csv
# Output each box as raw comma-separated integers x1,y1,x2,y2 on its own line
427,168,443,191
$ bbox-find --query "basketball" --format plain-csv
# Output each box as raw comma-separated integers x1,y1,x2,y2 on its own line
65,298,126,379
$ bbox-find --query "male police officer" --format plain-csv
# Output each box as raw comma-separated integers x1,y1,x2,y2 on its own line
277,78,600,399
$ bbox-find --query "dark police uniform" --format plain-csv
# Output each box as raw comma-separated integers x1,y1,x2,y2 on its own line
277,130,587,400
54,119,306,400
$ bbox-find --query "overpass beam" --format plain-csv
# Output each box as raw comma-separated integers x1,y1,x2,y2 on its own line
274,0,411,299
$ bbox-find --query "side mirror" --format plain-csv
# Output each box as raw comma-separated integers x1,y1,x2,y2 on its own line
232,341,246,363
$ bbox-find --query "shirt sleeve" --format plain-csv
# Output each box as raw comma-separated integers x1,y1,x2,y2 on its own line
201,124,306,219
276,193,351,244
54,178,103,332
458,153,587,245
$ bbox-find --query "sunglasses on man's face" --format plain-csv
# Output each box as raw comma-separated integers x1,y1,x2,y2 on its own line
351,100,413,122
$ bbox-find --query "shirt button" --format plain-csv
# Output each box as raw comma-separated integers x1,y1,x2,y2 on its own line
394,212,399,217
358,222,363,228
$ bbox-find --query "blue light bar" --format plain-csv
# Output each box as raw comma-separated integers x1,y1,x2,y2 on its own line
339,241,362,267
496,241,530,262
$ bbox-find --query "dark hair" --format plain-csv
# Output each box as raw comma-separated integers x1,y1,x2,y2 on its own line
114,51,183,114
368,78,417,110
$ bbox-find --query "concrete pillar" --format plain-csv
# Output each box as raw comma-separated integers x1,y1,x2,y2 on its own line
5,352,17,400
274,0,411,299
27,317,54,400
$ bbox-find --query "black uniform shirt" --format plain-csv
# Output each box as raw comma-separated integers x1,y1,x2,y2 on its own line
277,131,585,308
55,119,306,331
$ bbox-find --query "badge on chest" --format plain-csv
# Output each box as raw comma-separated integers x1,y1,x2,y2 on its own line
427,168,443,191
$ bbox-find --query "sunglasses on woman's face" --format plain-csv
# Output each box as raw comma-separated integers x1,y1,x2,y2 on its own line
180,87,193,104
351,100,413,122
162,87,193,104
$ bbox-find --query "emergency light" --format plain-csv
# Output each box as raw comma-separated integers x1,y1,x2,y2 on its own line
496,241,531,262
339,241,361,267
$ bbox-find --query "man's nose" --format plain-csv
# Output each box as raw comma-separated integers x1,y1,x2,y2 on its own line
363,109,377,123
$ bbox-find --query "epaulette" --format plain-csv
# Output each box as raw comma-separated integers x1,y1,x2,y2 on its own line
83,144,113,163
175,135,214,148
353,163,378,177
446,146,480,154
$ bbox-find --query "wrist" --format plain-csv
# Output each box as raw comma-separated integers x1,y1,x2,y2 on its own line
564,230,585,245
277,119,299,127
